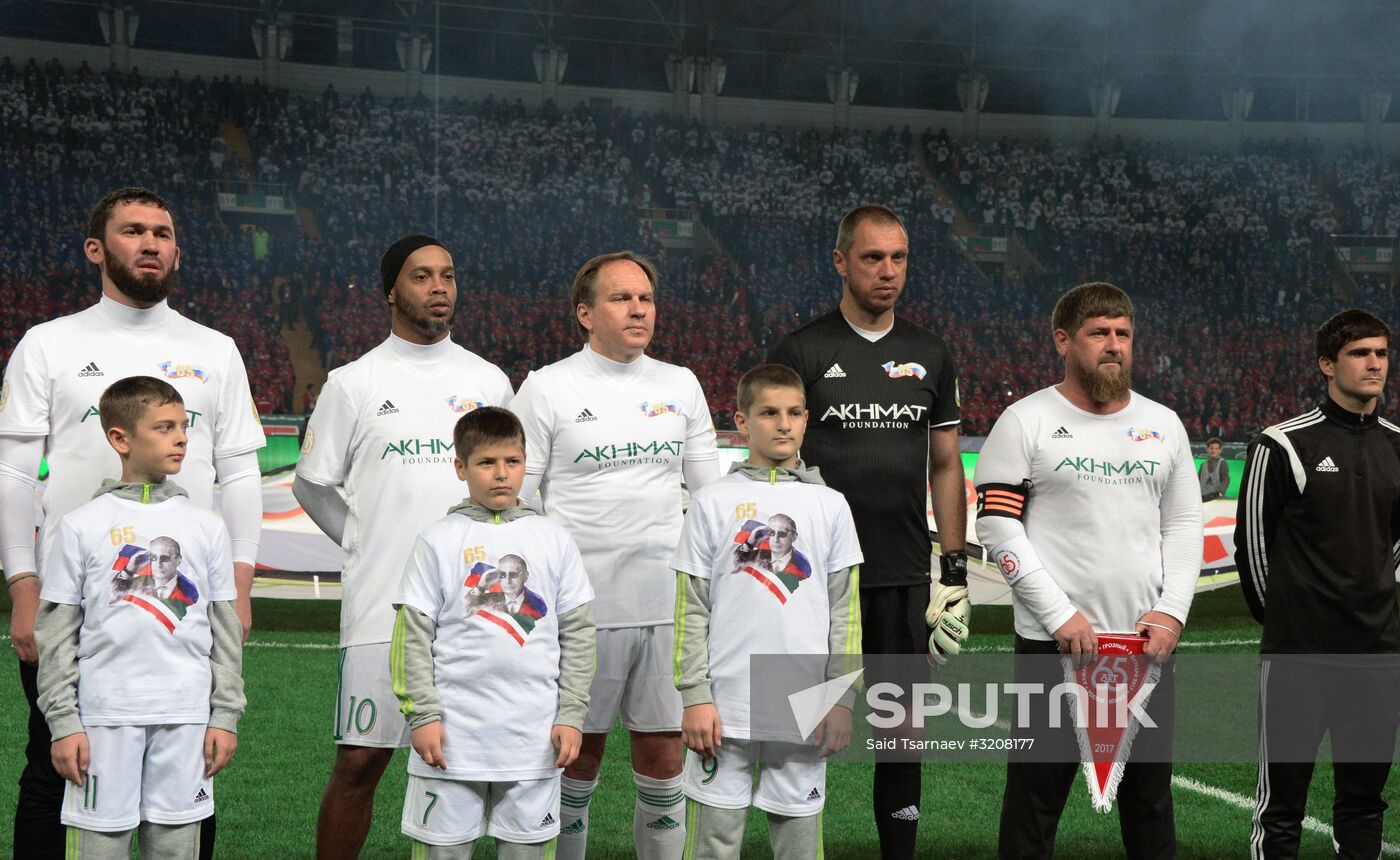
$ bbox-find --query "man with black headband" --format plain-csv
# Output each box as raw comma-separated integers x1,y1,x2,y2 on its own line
295,234,513,858
0,187,266,858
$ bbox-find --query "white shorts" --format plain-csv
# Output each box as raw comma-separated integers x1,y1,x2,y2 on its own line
401,772,562,846
681,740,826,817
62,724,214,832
583,625,682,734
335,643,411,748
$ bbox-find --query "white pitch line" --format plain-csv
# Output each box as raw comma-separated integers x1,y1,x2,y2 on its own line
1170,775,1400,856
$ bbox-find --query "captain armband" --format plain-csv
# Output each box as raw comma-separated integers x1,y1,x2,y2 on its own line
975,481,1031,522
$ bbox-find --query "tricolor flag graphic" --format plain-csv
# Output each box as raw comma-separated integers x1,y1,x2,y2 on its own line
157,361,210,383
639,401,681,417
111,544,194,634
732,520,812,604
476,609,529,646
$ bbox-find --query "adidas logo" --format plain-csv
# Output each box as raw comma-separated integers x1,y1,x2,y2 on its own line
540,812,555,827
575,408,597,423
823,363,847,379
561,819,586,835
646,815,681,830
1316,456,1339,473
891,805,920,821
78,362,104,378
376,400,399,416
806,787,822,801
1050,426,1073,439
193,787,210,804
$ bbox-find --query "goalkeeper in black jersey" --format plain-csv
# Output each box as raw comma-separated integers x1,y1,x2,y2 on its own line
768,205,967,860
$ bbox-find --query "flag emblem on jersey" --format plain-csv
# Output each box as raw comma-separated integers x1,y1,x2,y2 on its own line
1316,456,1339,472
731,518,812,603
446,396,486,413
1066,634,1161,813
464,559,548,645
1125,427,1163,443
109,543,198,633
157,362,210,383
882,361,927,380
639,401,681,418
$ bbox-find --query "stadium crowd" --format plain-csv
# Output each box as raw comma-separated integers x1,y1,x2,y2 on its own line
4,56,1400,437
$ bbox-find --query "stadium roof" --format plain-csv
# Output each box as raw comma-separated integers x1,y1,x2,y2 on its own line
6,0,1400,120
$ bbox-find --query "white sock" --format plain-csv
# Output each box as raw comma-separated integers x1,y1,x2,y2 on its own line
633,771,686,859
557,774,598,860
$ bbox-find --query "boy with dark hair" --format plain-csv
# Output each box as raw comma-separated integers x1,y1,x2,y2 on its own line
35,376,244,858
392,406,596,858
672,364,863,858
1236,308,1400,858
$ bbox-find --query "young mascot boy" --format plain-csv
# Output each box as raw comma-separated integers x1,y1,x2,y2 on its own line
35,376,244,858
392,406,597,858
671,364,864,858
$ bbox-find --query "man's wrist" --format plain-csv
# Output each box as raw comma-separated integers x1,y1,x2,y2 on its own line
938,551,968,587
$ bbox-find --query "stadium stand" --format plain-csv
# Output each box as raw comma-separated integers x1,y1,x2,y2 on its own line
3,57,1399,436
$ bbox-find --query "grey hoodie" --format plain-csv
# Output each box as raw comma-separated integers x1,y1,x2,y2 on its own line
36,479,245,739
391,500,597,731
673,461,862,710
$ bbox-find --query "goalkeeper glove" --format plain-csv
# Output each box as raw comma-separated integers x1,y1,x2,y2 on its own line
926,551,970,667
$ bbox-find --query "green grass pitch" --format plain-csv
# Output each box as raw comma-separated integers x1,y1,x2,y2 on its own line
2,588,1397,858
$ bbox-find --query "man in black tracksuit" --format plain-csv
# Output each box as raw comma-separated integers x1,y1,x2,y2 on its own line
1235,308,1400,860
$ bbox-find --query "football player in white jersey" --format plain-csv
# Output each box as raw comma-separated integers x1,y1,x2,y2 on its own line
511,251,722,859
293,234,513,859
0,187,265,858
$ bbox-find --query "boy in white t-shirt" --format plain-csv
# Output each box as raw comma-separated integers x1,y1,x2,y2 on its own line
671,364,864,859
34,376,244,858
392,406,596,858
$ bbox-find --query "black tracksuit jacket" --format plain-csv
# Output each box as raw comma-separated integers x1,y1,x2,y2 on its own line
1235,397,1400,654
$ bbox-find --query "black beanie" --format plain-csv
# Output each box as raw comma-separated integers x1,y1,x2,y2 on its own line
380,234,445,296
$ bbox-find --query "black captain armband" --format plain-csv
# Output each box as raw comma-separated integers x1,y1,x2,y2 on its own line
975,480,1032,522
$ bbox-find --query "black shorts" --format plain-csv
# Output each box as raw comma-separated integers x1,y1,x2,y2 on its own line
860,582,931,658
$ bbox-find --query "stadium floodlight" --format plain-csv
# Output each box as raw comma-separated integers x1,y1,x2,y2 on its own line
826,66,858,104
1220,85,1253,122
957,73,988,112
1360,89,1392,124
1088,79,1121,119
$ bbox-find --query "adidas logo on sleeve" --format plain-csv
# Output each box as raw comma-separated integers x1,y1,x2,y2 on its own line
823,364,847,379
1316,456,1340,473
78,362,104,378
376,400,399,416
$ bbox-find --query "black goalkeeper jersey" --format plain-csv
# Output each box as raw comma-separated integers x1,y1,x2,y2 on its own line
768,310,961,588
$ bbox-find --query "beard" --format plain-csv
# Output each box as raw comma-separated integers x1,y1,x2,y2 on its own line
1072,355,1132,405
398,298,455,338
107,253,175,305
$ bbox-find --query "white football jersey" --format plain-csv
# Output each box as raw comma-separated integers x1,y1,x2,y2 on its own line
396,512,593,781
974,387,1202,639
40,492,237,726
670,471,862,738
511,345,719,628
297,334,513,647
0,298,265,572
